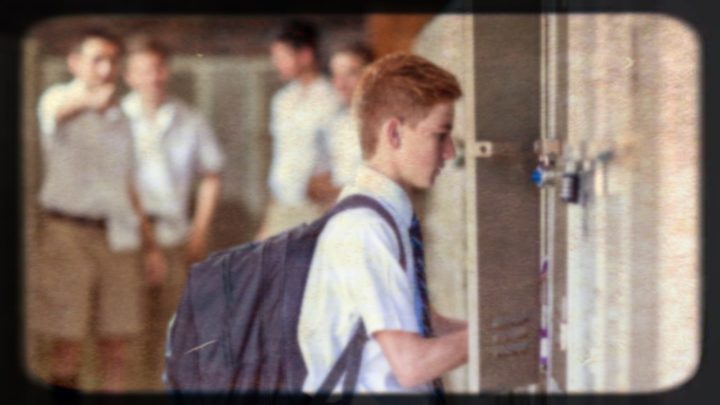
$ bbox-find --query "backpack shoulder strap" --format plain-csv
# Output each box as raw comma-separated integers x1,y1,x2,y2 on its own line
327,193,407,270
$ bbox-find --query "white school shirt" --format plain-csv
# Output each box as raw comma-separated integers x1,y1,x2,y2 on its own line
121,92,225,248
298,165,433,394
37,79,139,251
268,76,340,206
318,106,363,188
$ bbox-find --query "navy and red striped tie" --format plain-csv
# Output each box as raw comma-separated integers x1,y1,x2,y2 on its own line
409,214,446,404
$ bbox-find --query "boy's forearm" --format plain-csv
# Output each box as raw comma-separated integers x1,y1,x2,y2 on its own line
374,327,468,388
54,97,88,127
190,173,222,236
431,310,468,336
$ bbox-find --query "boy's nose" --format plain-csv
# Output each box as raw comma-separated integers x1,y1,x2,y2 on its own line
443,137,457,161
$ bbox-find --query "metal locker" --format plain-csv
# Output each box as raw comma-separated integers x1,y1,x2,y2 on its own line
468,14,542,392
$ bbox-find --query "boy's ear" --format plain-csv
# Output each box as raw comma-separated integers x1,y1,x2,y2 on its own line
386,117,402,149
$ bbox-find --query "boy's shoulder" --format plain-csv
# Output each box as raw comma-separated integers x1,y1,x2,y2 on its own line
272,80,298,100
39,80,74,104
319,194,401,248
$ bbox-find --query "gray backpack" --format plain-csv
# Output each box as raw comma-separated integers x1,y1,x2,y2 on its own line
164,194,405,395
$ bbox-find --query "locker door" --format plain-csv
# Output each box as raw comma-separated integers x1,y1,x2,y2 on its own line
556,14,701,392
467,14,542,391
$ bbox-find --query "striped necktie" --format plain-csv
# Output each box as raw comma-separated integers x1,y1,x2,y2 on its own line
409,214,446,404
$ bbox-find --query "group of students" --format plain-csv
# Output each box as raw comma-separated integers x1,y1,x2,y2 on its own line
33,29,224,392
256,21,374,239
31,17,469,396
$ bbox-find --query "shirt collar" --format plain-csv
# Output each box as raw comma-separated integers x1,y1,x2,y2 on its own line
121,91,177,131
289,75,331,95
341,164,414,230
120,91,142,119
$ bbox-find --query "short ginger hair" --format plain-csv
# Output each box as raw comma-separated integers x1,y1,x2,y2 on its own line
353,52,462,159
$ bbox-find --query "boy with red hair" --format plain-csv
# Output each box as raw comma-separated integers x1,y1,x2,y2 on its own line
298,53,468,395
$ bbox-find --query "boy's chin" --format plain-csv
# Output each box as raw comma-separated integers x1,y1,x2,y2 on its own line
411,178,435,191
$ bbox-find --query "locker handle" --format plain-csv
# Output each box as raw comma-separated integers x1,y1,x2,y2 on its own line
471,140,530,158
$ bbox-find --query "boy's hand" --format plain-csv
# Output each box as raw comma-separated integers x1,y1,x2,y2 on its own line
84,83,116,110
307,171,340,209
53,83,115,124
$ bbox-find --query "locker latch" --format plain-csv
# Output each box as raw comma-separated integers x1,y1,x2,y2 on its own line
531,138,562,188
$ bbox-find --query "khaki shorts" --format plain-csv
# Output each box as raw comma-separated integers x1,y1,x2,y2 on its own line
30,215,143,340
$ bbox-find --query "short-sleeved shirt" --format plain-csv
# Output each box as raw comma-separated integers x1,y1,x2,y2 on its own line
268,76,340,206
298,165,433,394
121,92,225,247
37,79,139,251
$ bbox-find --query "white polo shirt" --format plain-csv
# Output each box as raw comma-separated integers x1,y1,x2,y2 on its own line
298,165,432,394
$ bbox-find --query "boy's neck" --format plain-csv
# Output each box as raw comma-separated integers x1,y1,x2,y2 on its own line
365,156,410,195
139,92,166,119
295,68,319,87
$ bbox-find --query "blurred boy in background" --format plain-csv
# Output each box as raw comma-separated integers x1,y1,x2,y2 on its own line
255,19,340,240
121,35,225,387
33,28,162,392
307,42,375,210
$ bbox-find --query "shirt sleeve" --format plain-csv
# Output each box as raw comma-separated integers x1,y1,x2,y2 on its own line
268,90,281,141
193,113,225,173
318,209,419,337
37,84,65,151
